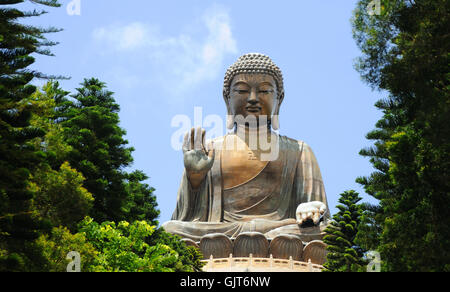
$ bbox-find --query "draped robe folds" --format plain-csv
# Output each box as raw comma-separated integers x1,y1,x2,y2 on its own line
162,135,330,242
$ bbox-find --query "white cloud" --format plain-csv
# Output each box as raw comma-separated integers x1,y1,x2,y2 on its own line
91,5,237,96
92,22,149,51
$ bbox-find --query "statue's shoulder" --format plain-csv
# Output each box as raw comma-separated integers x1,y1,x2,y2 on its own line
279,136,318,158
279,135,307,150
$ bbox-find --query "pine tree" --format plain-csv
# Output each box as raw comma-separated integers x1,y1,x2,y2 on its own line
0,0,62,271
61,78,133,222
323,190,365,272
124,170,160,225
352,0,450,271
61,78,159,224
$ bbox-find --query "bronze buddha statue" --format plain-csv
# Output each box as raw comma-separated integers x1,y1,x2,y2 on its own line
163,53,330,244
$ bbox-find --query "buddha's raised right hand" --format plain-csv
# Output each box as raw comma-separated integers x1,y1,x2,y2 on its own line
183,127,215,189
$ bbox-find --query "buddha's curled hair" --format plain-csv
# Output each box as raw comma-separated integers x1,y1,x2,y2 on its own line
223,53,284,102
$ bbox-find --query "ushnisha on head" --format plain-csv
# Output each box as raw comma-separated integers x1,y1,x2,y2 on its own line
223,53,284,130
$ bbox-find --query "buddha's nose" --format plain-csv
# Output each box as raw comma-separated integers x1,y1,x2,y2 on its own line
248,88,259,104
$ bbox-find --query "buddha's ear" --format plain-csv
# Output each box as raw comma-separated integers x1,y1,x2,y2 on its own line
271,111,280,130
272,94,283,130
225,98,235,130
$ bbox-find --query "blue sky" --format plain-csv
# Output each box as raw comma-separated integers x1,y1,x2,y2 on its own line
20,0,384,224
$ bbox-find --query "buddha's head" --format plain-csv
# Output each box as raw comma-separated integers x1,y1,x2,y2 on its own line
223,53,284,130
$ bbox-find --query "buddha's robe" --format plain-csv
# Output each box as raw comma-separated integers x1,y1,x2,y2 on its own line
162,134,329,242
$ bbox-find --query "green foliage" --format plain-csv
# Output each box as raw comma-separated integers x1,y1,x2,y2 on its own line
352,0,450,271
35,218,205,272
0,0,62,271
149,228,205,272
77,217,203,272
124,170,160,225
323,191,366,272
27,81,72,166
29,162,94,231
354,203,383,253
23,82,93,231
36,226,99,272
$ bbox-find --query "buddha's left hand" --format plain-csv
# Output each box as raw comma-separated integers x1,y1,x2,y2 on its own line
296,201,327,226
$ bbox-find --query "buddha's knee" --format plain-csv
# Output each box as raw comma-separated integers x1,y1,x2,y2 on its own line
161,220,178,233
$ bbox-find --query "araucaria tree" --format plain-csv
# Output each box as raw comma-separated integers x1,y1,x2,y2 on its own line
352,0,450,271
61,78,159,224
323,191,365,272
0,0,62,271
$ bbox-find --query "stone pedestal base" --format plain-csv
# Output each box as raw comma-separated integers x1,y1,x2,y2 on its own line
202,255,323,272
269,234,304,261
199,233,233,259
233,232,269,258
192,231,328,269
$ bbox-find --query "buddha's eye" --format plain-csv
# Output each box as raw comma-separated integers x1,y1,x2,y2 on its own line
259,89,273,94
234,89,249,94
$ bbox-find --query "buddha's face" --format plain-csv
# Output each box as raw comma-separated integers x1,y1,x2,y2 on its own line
228,73,278,126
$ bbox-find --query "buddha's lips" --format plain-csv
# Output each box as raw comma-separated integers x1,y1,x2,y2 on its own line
246,106,261,112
